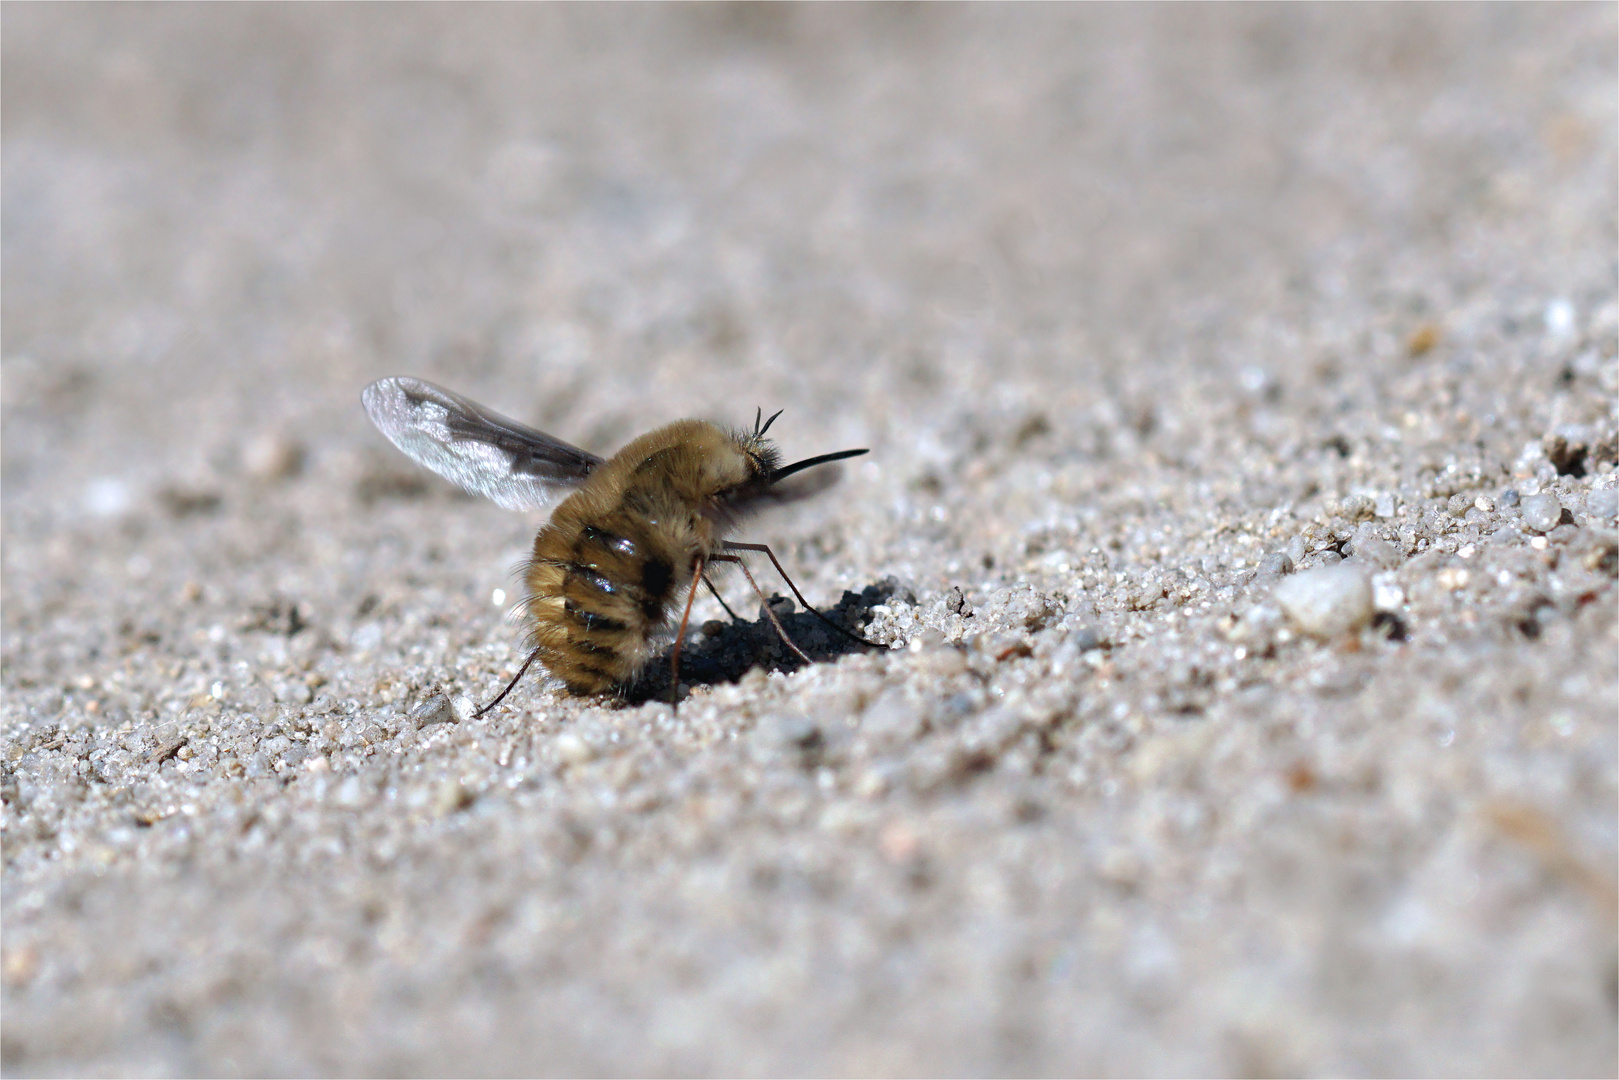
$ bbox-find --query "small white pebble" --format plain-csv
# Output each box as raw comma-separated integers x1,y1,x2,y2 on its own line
83,477,133,518
1255,552,1293,580
1585,486,1617,520
1436,567,1470,591
1520,492,1563,533
554,732,594,765
273,679,314,705
492,588,507,606
854,768,890,800
1238,366,1273,395
243,432,305,481
433,779,474,816
1273,565,1374,640
1373,579,1405,611
1350,536,1401,570
411,693,457,728
1544,298,1576,340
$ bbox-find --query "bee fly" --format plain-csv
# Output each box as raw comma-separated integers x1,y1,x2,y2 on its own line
362,376,874,711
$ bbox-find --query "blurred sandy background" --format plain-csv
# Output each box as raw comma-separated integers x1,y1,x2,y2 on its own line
3,5,1615,1075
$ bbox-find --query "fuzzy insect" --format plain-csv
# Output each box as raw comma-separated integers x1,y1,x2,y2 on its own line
362,376,871,710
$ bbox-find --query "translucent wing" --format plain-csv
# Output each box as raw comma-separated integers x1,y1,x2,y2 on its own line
362,376,602,512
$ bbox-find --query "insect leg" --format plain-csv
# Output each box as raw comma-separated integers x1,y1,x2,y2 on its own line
721,541,879,648
709,553,812,664
702,573,744,623
474,645,545,717
669,556,706,705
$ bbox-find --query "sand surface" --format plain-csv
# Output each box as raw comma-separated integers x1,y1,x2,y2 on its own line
3,6,1616,1075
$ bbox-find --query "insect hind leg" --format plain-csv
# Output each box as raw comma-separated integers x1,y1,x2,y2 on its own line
474,645,545,717
702,573,745,623
708,552,812,665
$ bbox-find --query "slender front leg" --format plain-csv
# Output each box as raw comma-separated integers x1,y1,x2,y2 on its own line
722,541,876,648
669,556,706,706
708,553,812,664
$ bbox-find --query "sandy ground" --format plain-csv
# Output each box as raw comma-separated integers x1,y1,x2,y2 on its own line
3,5,1616,1076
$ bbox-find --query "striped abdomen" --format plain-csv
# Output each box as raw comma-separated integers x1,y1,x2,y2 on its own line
524,514,688,694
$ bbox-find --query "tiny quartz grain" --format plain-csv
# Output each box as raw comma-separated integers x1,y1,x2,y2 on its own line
1585,486,1617,521
1520,493,1566,534
1272,565,1376,640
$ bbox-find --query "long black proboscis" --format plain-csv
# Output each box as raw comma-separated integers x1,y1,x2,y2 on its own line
770,447,869,484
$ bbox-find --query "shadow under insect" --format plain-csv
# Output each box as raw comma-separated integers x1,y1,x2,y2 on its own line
622,579,901,703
